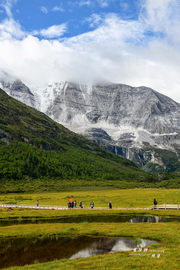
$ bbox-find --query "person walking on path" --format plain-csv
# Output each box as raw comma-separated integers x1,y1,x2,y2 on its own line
74,200,76,208
79,201,83,208
36,200,39,207
90,201,94,209
108,201,112,209
154,199,157,209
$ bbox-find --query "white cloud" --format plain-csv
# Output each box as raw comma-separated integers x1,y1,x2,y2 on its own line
0,17,25,40
0,35,94,86
119,1,129,11
97,0,109,8
85,13,102,27
79,1,92,7
140,0,180,35
1,0,180,103
39,24,67,38
0,1,26,40
79,0,109,8
52,6,64,12
0,0,18,17
40,6,48,14
68,14,144,46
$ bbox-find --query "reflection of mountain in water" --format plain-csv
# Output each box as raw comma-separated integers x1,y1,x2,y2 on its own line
0,235,158,268
70,238,157,259
129,216,179,223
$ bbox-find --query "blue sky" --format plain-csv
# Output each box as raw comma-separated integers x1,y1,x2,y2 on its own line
0,0,141,38
0,0,180,102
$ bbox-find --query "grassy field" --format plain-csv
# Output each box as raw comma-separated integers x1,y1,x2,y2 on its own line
0,188,180,209
1,189,180,269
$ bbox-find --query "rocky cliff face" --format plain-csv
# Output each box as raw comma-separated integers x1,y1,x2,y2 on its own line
37,82,180,134
0,78,36,108
1,78,180,172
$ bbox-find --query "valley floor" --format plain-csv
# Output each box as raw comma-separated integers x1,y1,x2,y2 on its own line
0,189,180,270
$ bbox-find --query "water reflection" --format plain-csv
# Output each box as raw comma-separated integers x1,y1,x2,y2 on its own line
70,238,157,259
129,216,180,223
0,216,130,226
0,236,158,268
0,215,179,226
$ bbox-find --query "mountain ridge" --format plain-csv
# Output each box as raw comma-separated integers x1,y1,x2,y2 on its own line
1,76,180,173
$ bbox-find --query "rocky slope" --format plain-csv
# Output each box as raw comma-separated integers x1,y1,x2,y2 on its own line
1,76,180,172
0,79,36,108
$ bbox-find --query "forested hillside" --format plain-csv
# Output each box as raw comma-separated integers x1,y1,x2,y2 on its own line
0,89,159,192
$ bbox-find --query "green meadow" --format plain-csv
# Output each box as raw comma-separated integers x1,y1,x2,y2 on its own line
0,189,180,269
0,188,180,209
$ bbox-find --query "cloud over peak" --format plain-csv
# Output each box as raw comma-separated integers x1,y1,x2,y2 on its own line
0,0,180,103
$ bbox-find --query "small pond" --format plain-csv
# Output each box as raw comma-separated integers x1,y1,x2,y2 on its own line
0,215,180,226
129,215,180,223
0,236,158,268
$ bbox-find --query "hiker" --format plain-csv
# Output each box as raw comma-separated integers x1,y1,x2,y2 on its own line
72,201,74,208
90,201,94,209
79,201,83,208
108,201,112,209
74,200,76,208
154,199,157,209
36,200,39,207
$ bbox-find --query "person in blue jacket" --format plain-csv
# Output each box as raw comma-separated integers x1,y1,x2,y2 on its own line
90,201,94,209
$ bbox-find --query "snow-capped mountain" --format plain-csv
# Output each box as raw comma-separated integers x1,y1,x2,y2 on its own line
1,75,180,172
0,77,36,109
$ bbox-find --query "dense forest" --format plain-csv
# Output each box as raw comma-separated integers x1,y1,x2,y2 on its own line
0,141,143,181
